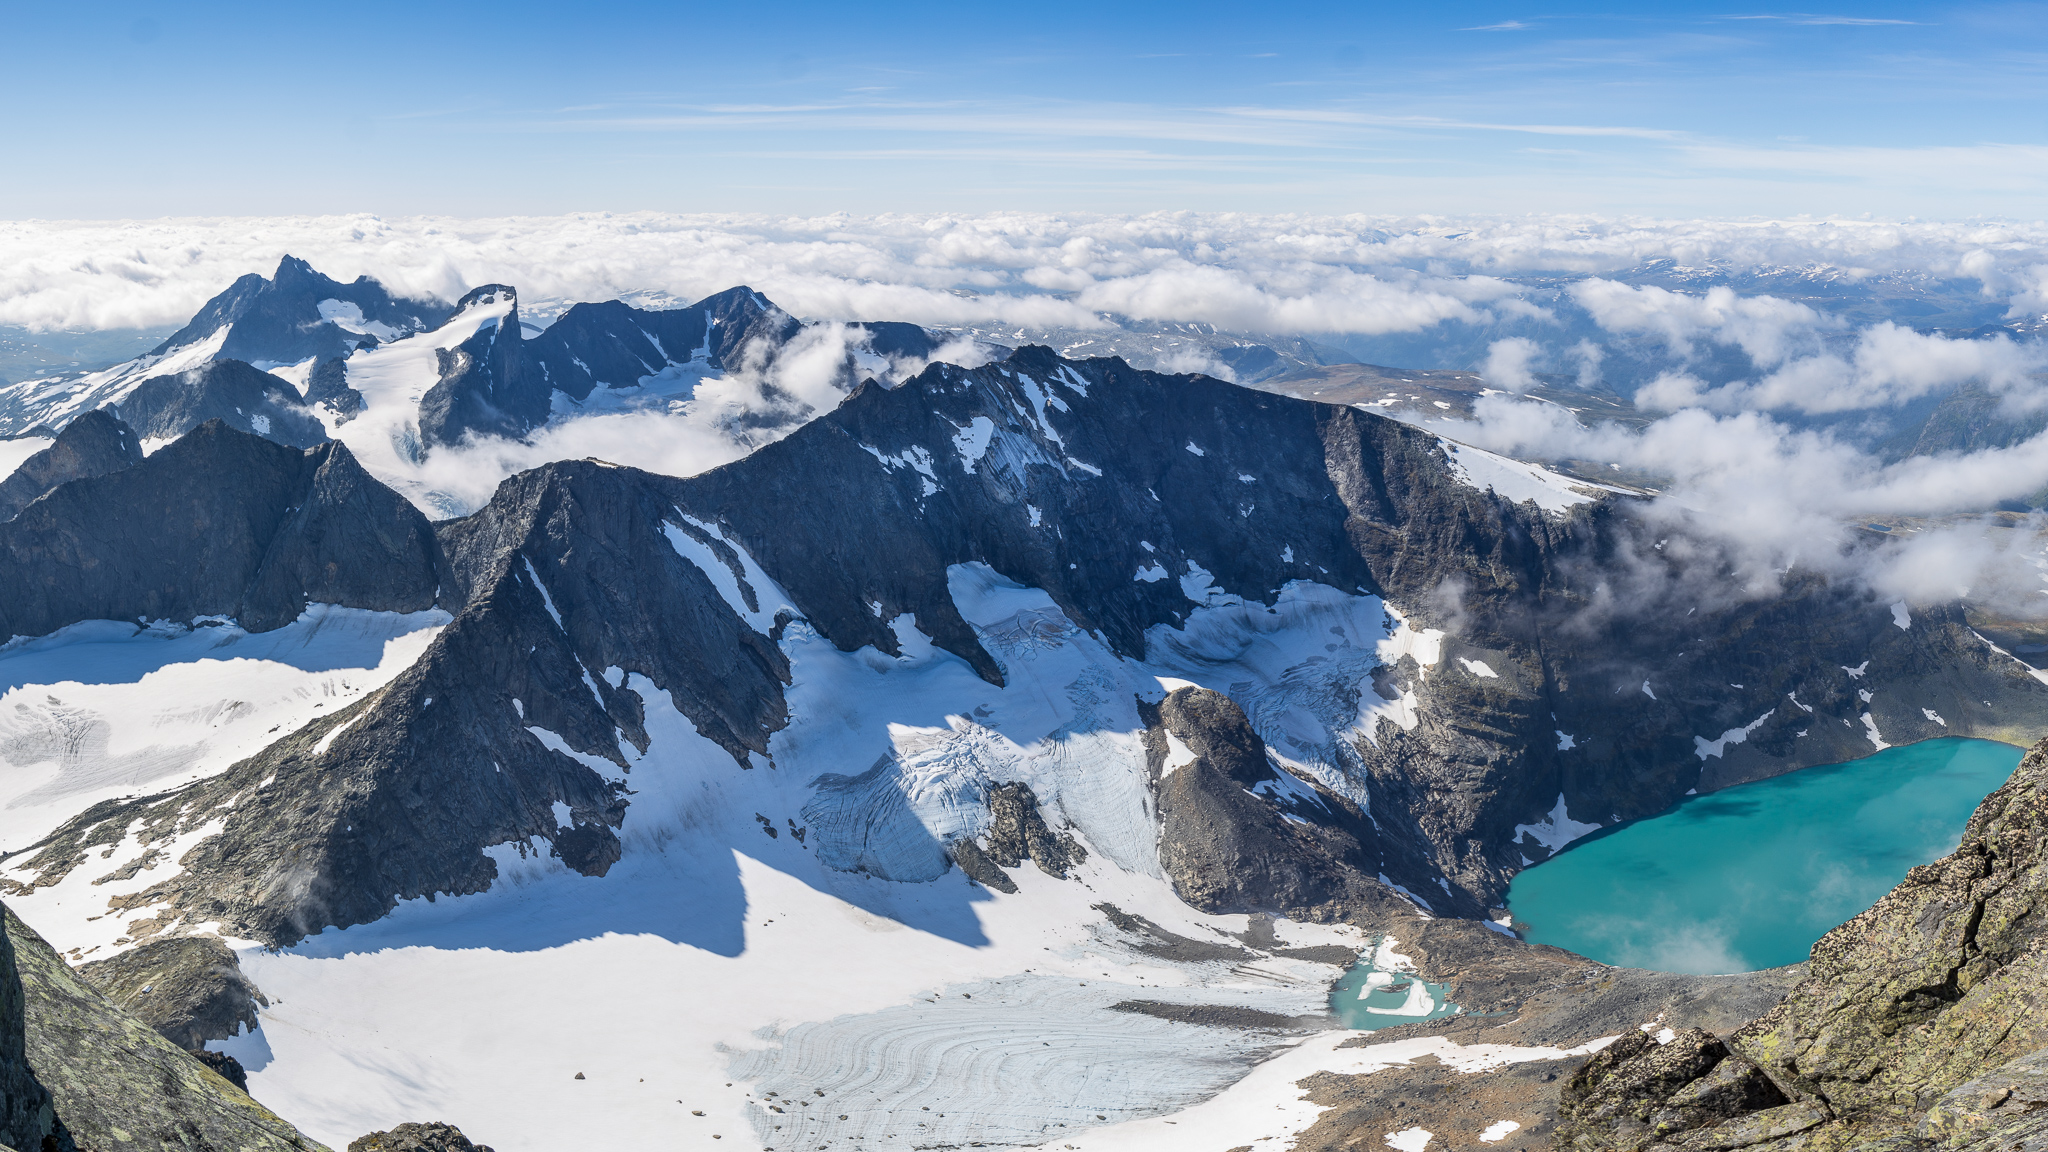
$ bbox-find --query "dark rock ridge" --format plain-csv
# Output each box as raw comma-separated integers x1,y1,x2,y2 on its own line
116,358,330,448
5,904,323,1151
1145,687,1414,923
5,348,2046,947
305,355,363,418
190,1048,252,1094
418,284,804,447
0,409,143,522
417,283,934,447
76,935,267,1051
0,420,446,641
151,254,453,368
1553,735,2048,1152
0,905,66,1152
349,1122,493,1152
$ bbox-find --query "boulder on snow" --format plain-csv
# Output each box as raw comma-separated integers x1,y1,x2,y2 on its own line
348,1121,495,1152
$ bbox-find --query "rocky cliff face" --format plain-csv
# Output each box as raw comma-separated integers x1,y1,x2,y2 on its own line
0,421,444,642
3,347,2043,949
76,935,266,1051
417,284,807,446
5,906,324,1152
1553,735,2048,1152
0,906,64,1152
1145,686,1408,921
0,409,142,522
151,255,452,369
117,359,330,449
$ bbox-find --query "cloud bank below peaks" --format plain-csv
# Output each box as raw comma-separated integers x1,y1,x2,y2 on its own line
9,211,2048,339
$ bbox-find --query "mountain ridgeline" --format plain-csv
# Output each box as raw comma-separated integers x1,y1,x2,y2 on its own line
3,339,2042,949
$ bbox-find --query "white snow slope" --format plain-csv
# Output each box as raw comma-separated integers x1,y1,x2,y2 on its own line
1,564,1472,1151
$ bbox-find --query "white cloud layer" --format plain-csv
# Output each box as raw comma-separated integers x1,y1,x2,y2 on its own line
9,212,2048,337
1445,396,2048,616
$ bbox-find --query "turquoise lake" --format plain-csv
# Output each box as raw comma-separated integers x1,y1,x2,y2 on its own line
1505,738,2022,975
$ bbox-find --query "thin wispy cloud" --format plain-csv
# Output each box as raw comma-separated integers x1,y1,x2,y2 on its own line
1460,20,1535,30
1721,13,1923,25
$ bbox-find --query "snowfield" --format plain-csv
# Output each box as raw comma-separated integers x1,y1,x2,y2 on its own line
0,559,1472,1150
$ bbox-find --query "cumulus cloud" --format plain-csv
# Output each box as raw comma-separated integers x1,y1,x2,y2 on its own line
1481,336,1541,391
1630,323,2048,415
1448,392,2048,616
1568,279,1832,366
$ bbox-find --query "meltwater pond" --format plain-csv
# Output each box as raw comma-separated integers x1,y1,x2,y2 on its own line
1506,738,2022,975
1329,936,1460,1029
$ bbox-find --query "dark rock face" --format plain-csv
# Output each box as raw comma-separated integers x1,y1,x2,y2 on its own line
947,839,1018,893
238,437,449,631
75,935,266,1051
1552,1027,1792,1152
0,409,143,522
306,356,363,418
982,782,1081,879
0,421,443,641
417,287,537,447
0,906,65,1152
189,1048,250,1093
152,254,452,368
5,905,319,1151
1554,736,2048,1152
348,1121,493,1152
525,288,800,405
1145,687,1407,921
418,284,808,447
117,359,329,449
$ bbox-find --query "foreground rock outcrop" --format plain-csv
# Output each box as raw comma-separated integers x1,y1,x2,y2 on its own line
347,1122,494,1152
2,904,323,1151
1554,734,2048,1152
77,935,267,1051
0,905,65,1152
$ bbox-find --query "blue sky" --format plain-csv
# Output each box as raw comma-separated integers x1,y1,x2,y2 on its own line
2,1,2043,218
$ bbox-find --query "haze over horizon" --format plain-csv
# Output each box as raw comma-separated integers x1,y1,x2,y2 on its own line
3,0,2042,219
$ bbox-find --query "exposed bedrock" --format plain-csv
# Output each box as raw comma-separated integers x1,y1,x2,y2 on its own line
348,1122,495,1152
117,358,330,449
5,905,322,1151
0,907,65,1152
76,935,266,1051
5,348,2046,947
1146,686,1419,920
0,420,447,641
0,408,143,523
305,355,363,418
1553,735,2048,1152
418,283,801,447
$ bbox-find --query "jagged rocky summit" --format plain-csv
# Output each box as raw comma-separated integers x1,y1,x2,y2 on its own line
2,340,2040,953
0,255,939,478
0,255,452,441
